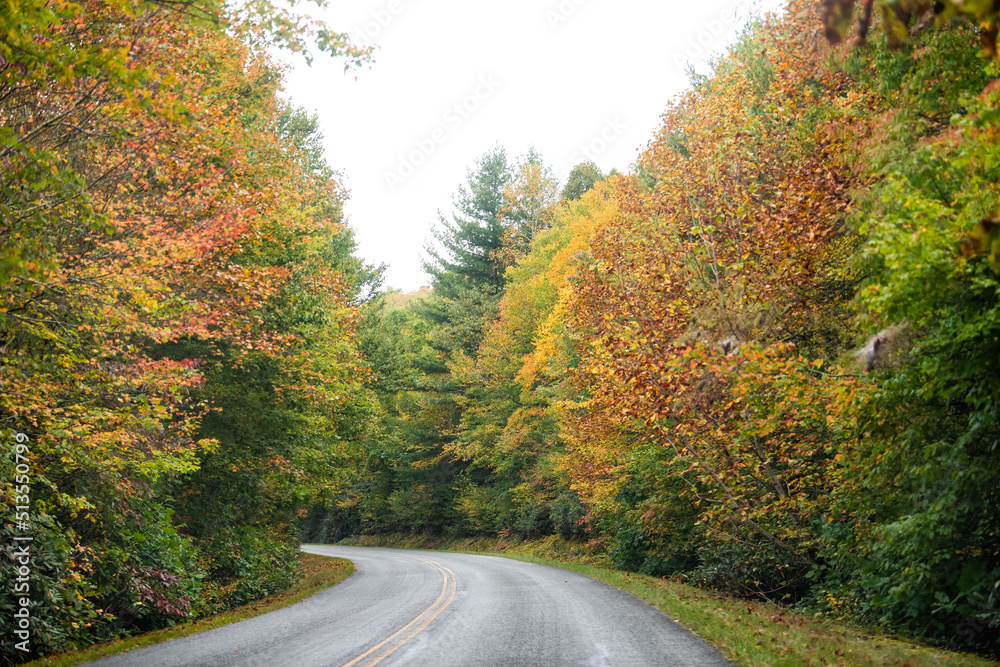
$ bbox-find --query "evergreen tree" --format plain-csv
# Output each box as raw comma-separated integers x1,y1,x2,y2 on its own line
422,147,514,299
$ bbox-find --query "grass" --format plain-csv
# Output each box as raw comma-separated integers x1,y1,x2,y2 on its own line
23,554,353,667
338,533,997,667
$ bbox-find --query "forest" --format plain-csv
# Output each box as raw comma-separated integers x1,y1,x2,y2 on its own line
3,0,1000,662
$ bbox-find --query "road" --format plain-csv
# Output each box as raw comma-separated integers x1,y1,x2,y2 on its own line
86,545,732,666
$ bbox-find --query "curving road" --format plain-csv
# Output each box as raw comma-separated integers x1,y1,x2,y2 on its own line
86,545,731,666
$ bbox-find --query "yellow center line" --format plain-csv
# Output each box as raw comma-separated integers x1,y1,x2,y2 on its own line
340,557,458,667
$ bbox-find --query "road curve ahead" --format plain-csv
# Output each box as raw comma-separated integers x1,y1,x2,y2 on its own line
86,545,732,667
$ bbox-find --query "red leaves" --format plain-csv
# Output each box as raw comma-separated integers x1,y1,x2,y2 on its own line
124,565,191,617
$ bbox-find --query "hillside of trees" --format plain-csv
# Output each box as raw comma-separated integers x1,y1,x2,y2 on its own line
303,1,1000,658
3,0,1000,662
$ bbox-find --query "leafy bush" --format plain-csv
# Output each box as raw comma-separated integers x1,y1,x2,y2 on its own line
0,517,109,662
686,539,812,604
197,527,300,610
513,502,551,539
603,516,697,578
453,482,514,535
94,500,205,631
298,501,362,544
550,491,588,539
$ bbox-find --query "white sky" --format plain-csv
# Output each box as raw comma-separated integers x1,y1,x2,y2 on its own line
282,0,787,292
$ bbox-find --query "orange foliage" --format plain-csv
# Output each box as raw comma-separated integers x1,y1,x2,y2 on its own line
557,1,866,556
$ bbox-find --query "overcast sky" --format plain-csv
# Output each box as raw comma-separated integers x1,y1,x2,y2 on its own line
282,0,787,292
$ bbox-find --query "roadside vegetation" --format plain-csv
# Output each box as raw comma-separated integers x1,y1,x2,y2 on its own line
19,554,353,667
1,1,377,662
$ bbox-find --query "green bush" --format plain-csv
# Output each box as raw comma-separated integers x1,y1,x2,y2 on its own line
686,540,812,603
513,503,551,539
94,500,205,632
550,491,588,539
0,517,109,663
298,501,362,544
197,527,300,610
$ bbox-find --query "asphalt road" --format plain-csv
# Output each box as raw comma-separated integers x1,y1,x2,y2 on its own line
86,545,732,666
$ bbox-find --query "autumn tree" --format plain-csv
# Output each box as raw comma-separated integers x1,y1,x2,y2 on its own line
560,161,605,202
492,147,560,269
0,0,374,660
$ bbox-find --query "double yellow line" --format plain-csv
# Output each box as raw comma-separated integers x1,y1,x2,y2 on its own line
341,557,458,667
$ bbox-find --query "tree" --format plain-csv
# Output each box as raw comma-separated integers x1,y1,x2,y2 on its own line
0,0,375,659
560,161,605,202
493,147,560,269
423,147,514,299
821,0,1000,55
448,182,618,538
